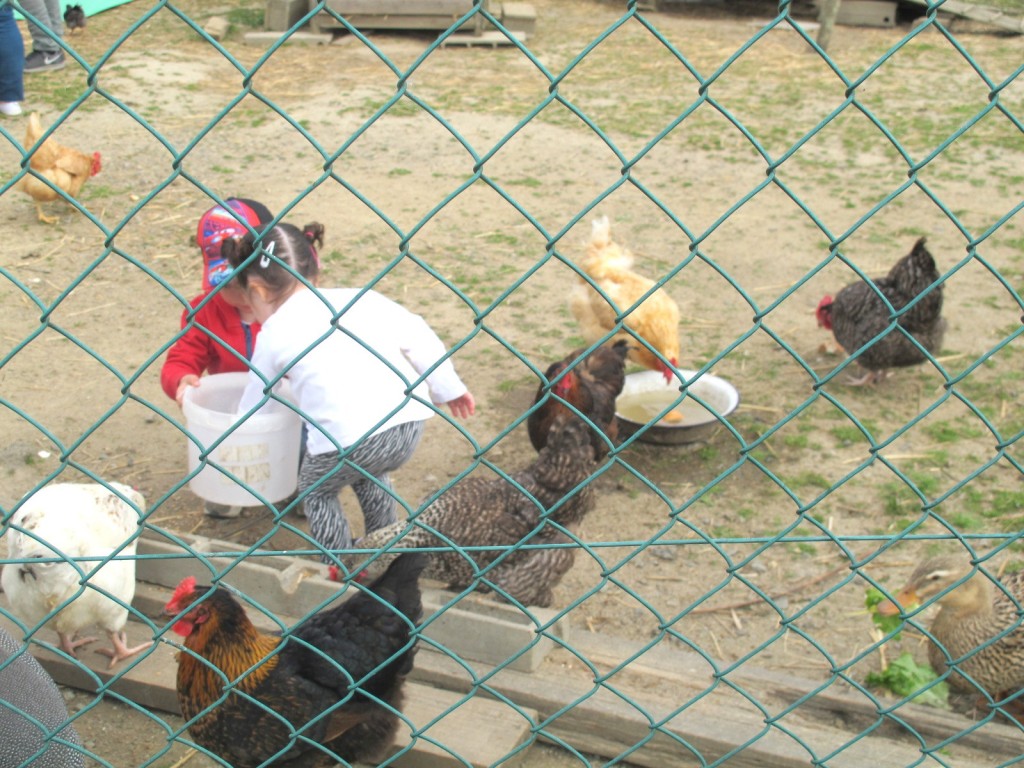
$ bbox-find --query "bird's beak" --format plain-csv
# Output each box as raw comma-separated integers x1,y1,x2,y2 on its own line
875,587,918,617
19,565,37,583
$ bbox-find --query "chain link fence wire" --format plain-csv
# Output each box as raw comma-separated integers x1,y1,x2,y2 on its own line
1,0,1023,765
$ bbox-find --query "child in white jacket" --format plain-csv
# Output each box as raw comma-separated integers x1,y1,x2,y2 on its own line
224,222,475,562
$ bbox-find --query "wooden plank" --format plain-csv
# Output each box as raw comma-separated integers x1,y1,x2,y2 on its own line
136,533,571,672
0,609,181,714
565,630,1024,761
321,0,477,14
6,535,1016,765
386,684,537,768
902,0,1024,33
836,1,897,28
4,589,1014,766
409,650,945,768
440,30,527,47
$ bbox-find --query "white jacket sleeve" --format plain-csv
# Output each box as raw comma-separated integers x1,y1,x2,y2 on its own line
397,305,468,405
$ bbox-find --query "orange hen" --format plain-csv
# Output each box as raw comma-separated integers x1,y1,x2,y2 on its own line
569,216,681,383
19,112,102,224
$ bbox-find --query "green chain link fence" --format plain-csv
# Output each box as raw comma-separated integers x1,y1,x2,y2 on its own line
2,0,1023,765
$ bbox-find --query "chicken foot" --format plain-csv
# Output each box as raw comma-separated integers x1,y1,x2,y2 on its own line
35,202,60,225
95,630,153,670
846,368,889,386
57,631,98,657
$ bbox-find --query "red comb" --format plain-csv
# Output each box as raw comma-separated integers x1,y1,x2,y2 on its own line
327,565,368,583
166,576,198,611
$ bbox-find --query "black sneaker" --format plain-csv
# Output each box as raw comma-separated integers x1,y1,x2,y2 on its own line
24,50,66,73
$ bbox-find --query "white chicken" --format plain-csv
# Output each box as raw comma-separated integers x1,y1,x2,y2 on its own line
1,482,151,670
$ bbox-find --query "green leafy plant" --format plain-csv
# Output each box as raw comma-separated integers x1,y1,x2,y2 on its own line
865,586,903,636
866,652,950,709
864,587,950,708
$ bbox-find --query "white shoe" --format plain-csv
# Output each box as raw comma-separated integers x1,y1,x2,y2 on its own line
204,502,242,519
0,102,22,116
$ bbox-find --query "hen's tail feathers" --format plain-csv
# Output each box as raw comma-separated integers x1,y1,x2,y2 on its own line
590,338,630,372
589,215,611,248
24,112,44,146
892,237,940,301
367,552,429,624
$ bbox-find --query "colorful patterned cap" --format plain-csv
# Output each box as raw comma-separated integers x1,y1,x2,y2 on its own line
197,198,273,292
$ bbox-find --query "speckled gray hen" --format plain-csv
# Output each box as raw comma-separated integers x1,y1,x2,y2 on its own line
353,415,601,607
816,238,945,384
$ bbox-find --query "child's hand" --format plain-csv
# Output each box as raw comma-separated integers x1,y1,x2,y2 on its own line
175,375,201,406
446,392,476,419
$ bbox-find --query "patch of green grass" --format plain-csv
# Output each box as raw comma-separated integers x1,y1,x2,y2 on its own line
782,434,808,449
987,489,1024,518
504,178,543,188
497,378,523,393
831,425,863,446
227,7,264,27
388,168,412,177
788,540,816,556
784,471,831,491
698,445,719,462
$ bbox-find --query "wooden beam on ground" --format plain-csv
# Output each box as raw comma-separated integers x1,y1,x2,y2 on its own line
902,0,1024,33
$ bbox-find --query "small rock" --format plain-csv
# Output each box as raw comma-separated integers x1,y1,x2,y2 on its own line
649,546,677,562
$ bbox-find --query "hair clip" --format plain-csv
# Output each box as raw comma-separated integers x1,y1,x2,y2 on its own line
259,240,275,268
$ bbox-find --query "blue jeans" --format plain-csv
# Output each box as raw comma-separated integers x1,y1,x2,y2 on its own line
0,6,25,103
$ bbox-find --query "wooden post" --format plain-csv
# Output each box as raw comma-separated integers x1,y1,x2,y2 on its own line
817,0,842,52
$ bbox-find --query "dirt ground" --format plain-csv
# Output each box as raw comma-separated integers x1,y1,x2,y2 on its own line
1,0,1022,766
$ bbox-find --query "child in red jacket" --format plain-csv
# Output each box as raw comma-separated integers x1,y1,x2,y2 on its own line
161,198,273,517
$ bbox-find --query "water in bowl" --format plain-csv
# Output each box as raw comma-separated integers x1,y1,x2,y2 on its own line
616,390,715,427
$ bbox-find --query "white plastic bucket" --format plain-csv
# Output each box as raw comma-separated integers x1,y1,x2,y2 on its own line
182,373,302,506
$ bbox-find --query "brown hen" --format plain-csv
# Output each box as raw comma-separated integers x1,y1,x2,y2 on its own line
528,339,629,460
164,553,426,767
569,216,681,383
19,113,102,224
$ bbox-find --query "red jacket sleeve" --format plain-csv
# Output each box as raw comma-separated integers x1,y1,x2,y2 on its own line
159,293,261,400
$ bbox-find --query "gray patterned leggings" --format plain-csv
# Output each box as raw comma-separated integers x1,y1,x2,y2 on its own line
298,420,424,562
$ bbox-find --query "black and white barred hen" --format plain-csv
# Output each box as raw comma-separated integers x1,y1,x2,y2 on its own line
816,237,945,385
351,415,601,608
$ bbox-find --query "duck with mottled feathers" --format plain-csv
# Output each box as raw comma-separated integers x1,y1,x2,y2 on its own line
879,555,1024,700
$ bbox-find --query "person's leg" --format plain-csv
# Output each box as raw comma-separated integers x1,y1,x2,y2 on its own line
18,0,60,52
0,7,25,113
298,449,361,562
19,0,65,72
349,420,424,536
